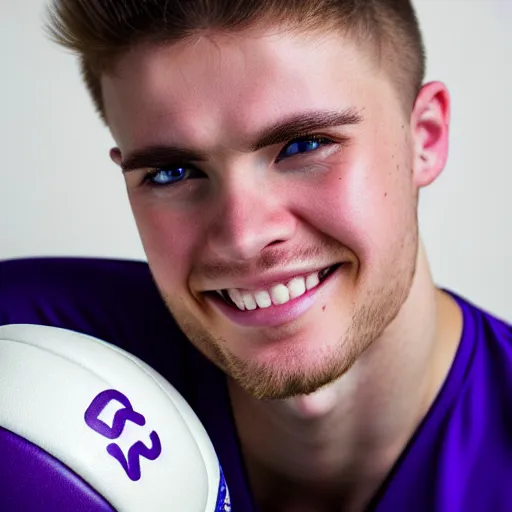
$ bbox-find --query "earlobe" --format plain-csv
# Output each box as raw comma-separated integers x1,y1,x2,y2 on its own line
110,147,123,166
411,82,451,188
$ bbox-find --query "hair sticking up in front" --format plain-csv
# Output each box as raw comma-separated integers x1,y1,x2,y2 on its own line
46,0,425,123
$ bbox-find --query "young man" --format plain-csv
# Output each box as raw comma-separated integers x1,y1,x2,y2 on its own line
1,1,511,510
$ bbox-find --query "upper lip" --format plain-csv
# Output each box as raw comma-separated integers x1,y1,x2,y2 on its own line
202,263,342,293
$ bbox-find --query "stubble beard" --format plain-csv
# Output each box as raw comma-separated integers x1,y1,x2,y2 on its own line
158,219,419,401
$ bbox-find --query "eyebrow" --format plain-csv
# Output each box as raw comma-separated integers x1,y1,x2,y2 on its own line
121,108,363,172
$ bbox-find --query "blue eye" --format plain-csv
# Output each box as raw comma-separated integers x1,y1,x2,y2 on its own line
144,166,202,187
278,137,331,161
149,168,186,185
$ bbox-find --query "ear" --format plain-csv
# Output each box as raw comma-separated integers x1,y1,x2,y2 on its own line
110,147,123,166
410,81,451,188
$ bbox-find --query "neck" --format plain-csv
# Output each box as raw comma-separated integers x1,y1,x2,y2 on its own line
228,242,463,511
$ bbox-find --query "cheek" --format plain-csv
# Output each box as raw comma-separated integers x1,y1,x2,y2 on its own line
295,153,415,264
129,199,199,287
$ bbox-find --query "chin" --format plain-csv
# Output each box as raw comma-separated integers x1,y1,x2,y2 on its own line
218,323,361,400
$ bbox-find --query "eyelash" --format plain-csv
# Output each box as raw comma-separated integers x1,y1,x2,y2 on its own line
142,135,336,188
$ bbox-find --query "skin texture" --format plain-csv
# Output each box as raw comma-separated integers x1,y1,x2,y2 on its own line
104,28,462,510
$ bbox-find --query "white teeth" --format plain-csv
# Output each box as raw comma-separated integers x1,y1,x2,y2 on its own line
227,288,245,310
270,283,290,305
218,267,332,311
306,272,320,290
242,292,257,311
254,290,272,309
287,276,307,299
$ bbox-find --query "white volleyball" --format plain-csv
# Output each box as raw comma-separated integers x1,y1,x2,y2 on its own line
0,324,231,512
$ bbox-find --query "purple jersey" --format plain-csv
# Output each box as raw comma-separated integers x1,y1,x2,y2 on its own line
1,257,511,511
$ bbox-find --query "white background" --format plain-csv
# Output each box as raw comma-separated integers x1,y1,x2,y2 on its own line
1,1,511,321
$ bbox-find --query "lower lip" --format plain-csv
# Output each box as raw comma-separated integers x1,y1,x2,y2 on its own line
206,266,342,328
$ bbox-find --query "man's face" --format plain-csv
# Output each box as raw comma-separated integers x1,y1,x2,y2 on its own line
103,29,422,400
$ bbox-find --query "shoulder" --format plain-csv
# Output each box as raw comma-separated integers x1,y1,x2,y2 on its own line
447,293,512,508
1,256,155,299
0,257,191,393
449,290,512,411
451,291,512,355
0,257,163,330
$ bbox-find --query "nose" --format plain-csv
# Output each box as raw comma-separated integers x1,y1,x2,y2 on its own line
206,180,297,262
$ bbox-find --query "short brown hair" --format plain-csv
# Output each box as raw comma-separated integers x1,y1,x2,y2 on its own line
46,0,426,123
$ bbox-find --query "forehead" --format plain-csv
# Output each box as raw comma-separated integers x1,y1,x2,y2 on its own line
102,28,386,150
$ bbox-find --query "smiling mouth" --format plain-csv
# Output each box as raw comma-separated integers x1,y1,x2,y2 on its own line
208,263,342,311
